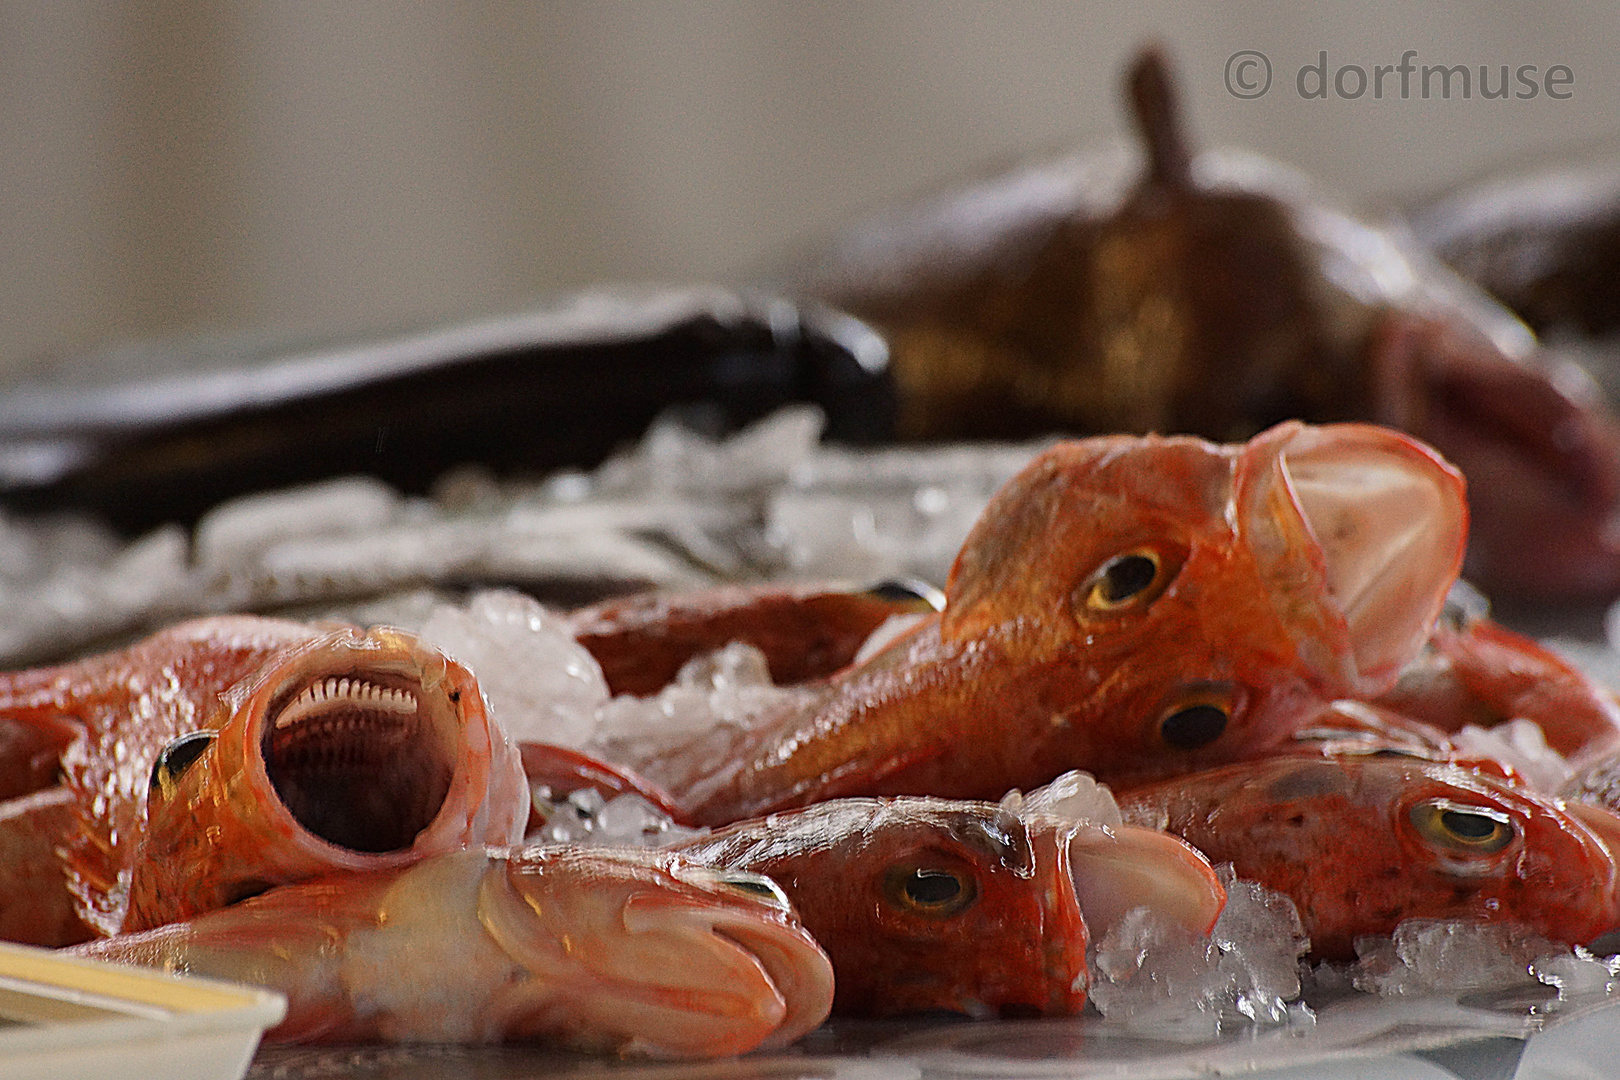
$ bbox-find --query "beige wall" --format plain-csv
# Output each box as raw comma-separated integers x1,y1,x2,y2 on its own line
2,2,1616,378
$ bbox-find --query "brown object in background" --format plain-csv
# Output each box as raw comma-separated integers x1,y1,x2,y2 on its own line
790,46,1620,603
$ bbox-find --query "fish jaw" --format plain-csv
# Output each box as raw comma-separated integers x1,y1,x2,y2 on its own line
127,625,527,932
1236,421,1467,696
1063,819,1226,939
478,847,833,1058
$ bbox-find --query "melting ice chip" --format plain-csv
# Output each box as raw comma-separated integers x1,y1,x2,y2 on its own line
1088,864,1311,1039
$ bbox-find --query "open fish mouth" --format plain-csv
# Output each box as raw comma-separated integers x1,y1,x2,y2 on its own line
262,665,460,853
1239,421,1468,695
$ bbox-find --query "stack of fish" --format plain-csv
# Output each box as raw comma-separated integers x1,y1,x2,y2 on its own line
2,45,1620,1062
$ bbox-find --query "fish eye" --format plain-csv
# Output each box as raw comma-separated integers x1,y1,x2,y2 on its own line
1154,684,1238,751
1079,548,1174,614
884,866,977,917
716,873,792,908
1409,800,1516,855
148,730,216,797
862,578,947,612
1160,703,1229,749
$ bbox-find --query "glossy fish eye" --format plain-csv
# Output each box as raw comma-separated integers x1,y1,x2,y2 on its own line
1079,548,1173,614
1160,703,1229,750
885,866,977,916
1409,800,1516,855
716,873,792,908
148,730,216,797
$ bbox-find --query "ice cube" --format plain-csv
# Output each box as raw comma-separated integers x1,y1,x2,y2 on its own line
1533,946,1620,998
1352,919,1561,996
1451,718,1573,791
1088,867,1310,1037
194,475,401,568
1006,770,1123,829
418,590,610,747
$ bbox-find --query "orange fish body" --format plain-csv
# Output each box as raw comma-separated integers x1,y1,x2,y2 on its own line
0,615,528,940
1373,613,1620,768
667,796,1223,1018
621,422,1466,824
1117,755,1620,960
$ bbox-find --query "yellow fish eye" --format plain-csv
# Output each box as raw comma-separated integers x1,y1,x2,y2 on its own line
1082,548,1165,612
884,866,978,917
148,730,216,799
1409,800,1516,855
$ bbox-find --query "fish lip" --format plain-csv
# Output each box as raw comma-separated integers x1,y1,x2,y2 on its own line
1563,801,1620,934
619,884,835,1050
1236,421,1468,696
239,626,512,868
1061,819,1226,940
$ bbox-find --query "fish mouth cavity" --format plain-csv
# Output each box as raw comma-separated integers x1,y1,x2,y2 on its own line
263,667,459,853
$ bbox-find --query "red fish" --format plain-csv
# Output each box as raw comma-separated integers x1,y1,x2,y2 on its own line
1116,754,1620,960
71,845,835,1056
667,796,1224,1018
0,615,528,940
1372,610,1620,768
603,421,1466,824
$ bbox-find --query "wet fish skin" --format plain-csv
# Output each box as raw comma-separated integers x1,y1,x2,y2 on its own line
1117,754,1620,960
69,845,836,1056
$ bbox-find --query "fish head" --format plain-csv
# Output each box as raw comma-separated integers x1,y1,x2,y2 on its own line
1127,755,1620,960
129,624,528,931
703,798,1221,1018
939,422,1464,783
477,846,833,1058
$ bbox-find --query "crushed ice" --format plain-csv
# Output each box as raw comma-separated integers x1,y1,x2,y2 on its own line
1345,919,1620,1007
0,405,1044,663
1087,864,1314,1039
408,587,814,789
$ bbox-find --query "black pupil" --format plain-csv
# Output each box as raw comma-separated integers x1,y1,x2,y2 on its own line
904,870,963,906
1161,704,1228,750
724,878,779,896
150,731,215,790
1100,554,1157,602
1441,810,1497,840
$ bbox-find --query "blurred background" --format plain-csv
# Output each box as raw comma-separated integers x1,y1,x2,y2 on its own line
1,1,1616,380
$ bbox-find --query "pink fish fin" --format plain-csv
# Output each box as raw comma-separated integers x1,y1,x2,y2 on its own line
54,773,126,938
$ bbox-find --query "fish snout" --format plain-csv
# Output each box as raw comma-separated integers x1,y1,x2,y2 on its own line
1064,821,1227,939
1237,421,1467,695
1563,801,1620,937
620,865,835,1054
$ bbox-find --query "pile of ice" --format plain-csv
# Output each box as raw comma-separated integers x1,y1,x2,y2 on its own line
1087,865,1314,1038
1342,920,1620,1004
528,785,705,849
0,405,1044,664
412,586,813,771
